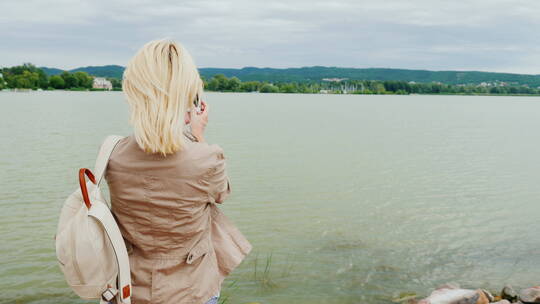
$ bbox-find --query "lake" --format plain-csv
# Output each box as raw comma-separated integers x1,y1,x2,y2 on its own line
1,91,540,304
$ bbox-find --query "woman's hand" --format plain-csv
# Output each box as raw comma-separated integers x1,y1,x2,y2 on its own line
189,100,208,142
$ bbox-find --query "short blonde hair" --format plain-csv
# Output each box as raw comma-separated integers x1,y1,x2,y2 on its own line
123,39,203,155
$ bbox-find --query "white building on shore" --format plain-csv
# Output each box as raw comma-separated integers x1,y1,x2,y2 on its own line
93,77,113,90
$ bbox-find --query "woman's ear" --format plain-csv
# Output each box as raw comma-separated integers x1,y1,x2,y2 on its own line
184,111,191,124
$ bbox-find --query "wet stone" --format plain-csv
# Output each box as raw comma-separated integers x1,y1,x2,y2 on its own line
502,285,519,302
519,287,540,304
418,288,489,304
481,289,494,302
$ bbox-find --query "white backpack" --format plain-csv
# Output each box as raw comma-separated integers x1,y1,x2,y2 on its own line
55,135,131,304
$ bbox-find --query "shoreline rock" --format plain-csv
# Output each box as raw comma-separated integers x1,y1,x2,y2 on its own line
519,286,540,304
417,286,489,304
400,284,540,304
501,286,518,302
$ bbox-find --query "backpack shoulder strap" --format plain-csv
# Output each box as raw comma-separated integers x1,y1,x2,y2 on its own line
94,135,124,187
90,135,131,304
89,196,132,304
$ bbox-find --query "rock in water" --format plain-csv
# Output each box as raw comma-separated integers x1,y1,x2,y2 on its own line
519,286,540,303
502,285,518,302
481,289,494,302
418,288,489,304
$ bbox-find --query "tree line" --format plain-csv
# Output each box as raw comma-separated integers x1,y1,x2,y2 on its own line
203,74,540,95
199,66,540,88
2,64,539,96
0,63,121,90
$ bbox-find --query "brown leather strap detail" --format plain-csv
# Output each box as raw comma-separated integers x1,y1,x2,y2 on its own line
122,285,131,298
79,168,96,209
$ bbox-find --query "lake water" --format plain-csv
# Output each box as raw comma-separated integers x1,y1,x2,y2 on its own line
1,91,540,304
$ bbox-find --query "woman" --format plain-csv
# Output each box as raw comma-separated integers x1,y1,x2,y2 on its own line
105,39,252,304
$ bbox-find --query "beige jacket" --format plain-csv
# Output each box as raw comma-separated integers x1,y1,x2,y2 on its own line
105,131,252,304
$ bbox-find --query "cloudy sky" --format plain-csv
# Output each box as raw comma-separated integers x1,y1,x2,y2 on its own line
1,0,540,74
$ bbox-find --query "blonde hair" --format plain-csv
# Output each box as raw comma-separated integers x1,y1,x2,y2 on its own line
122,39,203,155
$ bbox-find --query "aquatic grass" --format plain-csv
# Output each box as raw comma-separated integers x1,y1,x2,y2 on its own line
252,252,296,290
253,252,277,290
279,253,294,278
219,252,296,303
218,279,238,304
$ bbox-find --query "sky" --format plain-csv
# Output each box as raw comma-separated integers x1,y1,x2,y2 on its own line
1,0,540,74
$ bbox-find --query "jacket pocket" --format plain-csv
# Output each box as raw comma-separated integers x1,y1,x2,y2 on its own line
152,239,219,303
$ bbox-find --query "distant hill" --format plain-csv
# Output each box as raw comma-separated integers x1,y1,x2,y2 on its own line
40,67,64,76
40,65,540,87
40,65,124,78
71,65,124,78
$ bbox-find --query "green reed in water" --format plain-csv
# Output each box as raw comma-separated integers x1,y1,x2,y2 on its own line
218,252,297,304
218,279,238,304
253,252,276,290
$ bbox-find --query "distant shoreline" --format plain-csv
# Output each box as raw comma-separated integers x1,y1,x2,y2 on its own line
2,64,540,96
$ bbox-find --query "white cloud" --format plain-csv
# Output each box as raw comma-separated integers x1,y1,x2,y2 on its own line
0,0,539,74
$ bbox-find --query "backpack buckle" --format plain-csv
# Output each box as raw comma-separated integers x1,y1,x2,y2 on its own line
102,287,118,301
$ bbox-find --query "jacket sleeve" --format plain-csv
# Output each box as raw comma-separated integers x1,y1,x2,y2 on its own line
206,145,231,204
